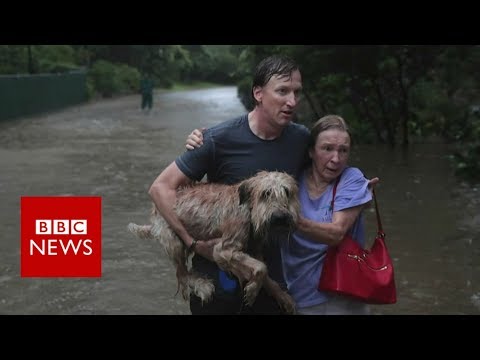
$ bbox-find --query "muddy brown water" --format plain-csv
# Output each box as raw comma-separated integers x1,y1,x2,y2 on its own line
0,87,479,315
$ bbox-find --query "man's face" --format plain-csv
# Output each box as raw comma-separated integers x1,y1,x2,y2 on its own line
253,69,302,128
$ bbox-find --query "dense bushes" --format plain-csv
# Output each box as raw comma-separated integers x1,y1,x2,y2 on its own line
87,60,140,99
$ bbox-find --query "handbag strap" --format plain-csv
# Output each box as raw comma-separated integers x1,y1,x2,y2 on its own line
331,175,385,238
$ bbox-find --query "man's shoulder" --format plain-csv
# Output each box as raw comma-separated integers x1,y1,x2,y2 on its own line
287,122,310,137
204,114,248,141
208,114,247,131
280,122,310,148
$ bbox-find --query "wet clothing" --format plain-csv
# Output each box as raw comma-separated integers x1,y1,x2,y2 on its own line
296,294,370,315
281,167,372,311
175,113,309,314
140,77,154,110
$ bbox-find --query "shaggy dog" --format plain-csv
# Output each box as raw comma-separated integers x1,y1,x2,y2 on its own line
128,171,299,313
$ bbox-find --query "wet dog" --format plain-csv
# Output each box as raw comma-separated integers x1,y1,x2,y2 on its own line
128,171,299,313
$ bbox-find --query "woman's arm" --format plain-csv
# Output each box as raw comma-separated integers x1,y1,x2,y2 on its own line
297,204,364,246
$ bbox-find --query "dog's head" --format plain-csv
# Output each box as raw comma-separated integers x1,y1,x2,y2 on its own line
238,171,300,241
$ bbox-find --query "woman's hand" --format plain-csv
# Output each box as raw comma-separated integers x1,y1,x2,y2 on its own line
368,177,380,189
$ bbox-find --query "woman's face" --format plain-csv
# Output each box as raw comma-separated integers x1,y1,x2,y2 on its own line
309,129,351,183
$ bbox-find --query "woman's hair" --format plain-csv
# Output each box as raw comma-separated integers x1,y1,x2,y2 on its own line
308,114,352,149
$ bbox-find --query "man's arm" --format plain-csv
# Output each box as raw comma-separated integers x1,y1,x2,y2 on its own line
148,161,219,261
149,161,195,247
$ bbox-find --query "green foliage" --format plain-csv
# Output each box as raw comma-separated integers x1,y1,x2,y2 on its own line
410,79,447,137
85,77,96,100
169,82,222,91
2,44,479,180
232,45,480,180
1,44,246,93
88,60,118,97
88,60,140,97
338,102,377,145
237,76,253,111
30,45,78,74
34,45,75,64
0,45,80,74
451,141,480,181
88,60,140,98
116,64,141,93
0,45,27,74
449,111,480,181
39,61,80,73
182,45,240,85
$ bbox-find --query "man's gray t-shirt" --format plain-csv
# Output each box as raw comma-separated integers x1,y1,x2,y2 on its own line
175,114,309,287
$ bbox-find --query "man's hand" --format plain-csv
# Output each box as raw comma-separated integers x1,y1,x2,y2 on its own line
186,128,206,150
193,237,221,262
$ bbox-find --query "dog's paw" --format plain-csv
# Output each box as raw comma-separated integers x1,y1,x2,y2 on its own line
243,281,260,307
191,277,215,304
275,291,296,315
127,223,137,233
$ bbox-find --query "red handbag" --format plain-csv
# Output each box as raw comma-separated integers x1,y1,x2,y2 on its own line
318,178,397,304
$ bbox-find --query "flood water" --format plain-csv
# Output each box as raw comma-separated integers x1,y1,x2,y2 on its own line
0,86,479,315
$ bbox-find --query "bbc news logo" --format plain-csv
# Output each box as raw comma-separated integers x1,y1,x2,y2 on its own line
21,196,102,277
34,220,92,255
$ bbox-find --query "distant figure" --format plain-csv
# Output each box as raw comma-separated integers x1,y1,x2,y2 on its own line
140,74,154,113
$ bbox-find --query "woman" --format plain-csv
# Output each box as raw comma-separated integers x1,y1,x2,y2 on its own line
184,114,378,315
281,114,374,315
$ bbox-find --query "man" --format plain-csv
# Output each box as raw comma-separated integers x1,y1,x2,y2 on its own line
148,55,310,314
140,74,154,112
